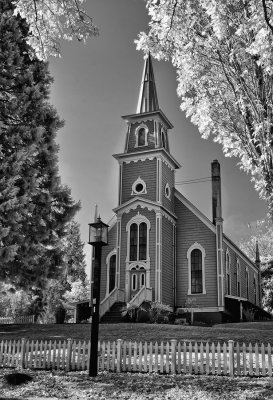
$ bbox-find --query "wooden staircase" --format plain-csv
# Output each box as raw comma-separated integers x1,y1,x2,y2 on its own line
100,302,125,323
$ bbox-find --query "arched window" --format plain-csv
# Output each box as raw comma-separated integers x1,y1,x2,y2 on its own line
109,255,116,293
140,272,145,287
187,243,206,295
245,268,249,299
129,222,147,261
132,273,137,291
130,223,138,261
253,275,257,304
236,260,241,297
135,124,148,147
138,128,146,146
191,249,202,294
126,213,151,265
226,251,231,295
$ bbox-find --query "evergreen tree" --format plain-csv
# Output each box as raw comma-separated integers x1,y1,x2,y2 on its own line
0,1,80,290
62,220,87,284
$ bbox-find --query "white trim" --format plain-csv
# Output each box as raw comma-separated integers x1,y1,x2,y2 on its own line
187,243,206,295
225,248,231,296
135,123,148,147
131,177,147,195
113,197,177,224
174,189,216,233
105,249,117,296
155,212,162,302
113,148,181,170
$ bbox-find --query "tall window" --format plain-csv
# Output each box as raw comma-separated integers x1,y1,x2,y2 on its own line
129,222,147,261
130,223,138,261
253,275,257,304
236,260,241,297
109,255,116,293
161,131,166,149
226,251,231,295
245,268,249,299
191,249,203,294
135,125,148,147
138,128,146,146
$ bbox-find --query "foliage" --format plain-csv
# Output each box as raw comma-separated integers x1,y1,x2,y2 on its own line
62,220,87,284
148,301,173,323
239,220,273,312
0,1,79,290
0,283,31,318
1,369,273,400
13,0,99,59
137,0,273,214
184,296,199,324
242,307,256,322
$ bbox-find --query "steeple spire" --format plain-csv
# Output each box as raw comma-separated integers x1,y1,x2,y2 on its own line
255,240,261,264
136,53,159,114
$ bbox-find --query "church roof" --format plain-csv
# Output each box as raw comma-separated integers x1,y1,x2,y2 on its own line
136,53,159,114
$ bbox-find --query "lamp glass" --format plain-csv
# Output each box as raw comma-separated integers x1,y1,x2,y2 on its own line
89,220,108,245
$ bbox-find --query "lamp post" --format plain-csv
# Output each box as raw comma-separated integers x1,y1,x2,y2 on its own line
88,216,108,377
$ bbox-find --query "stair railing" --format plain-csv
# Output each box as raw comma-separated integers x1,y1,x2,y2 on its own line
128,286,152,308
100,288,125,318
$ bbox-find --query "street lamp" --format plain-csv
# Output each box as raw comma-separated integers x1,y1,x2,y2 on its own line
88,216,108,377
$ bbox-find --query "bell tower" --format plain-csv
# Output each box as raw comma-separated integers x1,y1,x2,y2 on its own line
113,53,180,305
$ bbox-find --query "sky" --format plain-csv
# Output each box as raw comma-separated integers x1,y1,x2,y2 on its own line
48,0,268,277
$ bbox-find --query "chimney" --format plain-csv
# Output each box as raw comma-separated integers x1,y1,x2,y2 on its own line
211,160,222,225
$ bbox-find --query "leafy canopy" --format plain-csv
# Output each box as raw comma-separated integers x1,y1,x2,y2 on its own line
137,0,273,214
13,0,99,59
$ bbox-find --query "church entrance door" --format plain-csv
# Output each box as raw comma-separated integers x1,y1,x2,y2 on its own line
130,266,146,300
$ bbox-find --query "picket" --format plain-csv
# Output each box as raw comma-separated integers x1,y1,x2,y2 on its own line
0,337,273,376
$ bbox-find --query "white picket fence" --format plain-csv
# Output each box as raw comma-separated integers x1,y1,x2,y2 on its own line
0,315,35,325
0,338,272,376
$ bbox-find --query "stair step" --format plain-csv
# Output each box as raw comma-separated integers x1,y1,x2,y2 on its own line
100,301,126,323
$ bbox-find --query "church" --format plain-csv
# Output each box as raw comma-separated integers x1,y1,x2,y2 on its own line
96,54,264,324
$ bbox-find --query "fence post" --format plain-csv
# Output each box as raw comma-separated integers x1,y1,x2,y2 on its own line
171,340,177,374
66,338,72,372
228,340,234,377
20,338,26,369
117,339,122,373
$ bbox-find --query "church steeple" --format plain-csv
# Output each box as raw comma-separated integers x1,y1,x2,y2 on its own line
136,53,159,114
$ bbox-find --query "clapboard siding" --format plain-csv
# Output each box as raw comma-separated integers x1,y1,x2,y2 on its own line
161,218,174,306
175,197,218,308
223,242,259,306
161,161,175,213
127,121,156,153
121,159,157,204
120,208,156,297
101,223,117,299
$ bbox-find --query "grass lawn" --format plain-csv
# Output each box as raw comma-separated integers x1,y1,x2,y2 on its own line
0,321,273,344
1,369,273,399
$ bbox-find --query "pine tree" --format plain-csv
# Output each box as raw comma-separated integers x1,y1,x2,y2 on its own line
0,1,80,289
62,220,87,284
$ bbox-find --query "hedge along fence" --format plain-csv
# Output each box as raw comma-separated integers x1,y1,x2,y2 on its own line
0,338,272,377
0,315,35,325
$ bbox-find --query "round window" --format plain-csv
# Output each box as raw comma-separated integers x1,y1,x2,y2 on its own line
165,183,171,199
131,177,147,195
135,183,144,193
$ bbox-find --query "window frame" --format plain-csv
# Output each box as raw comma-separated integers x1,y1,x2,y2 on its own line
105,249,117,296
126,213,151,263
225,250,231,295
187,243,206,295
131,177,147,196
135,124,148,148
